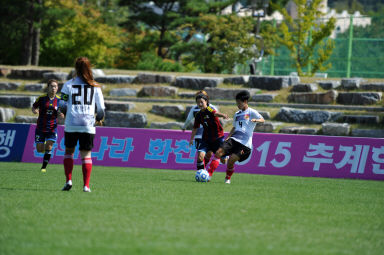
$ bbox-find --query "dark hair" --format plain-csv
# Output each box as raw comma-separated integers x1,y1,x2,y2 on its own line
75,57,98,87
195,90,209,103
235,90,250,102
47,79,58,88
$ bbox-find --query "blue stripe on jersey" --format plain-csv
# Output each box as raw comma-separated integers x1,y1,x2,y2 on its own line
235,114,250,121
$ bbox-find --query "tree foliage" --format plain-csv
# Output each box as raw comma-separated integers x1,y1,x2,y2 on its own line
275,0,336,76
172,13,256,73
39,0,123,67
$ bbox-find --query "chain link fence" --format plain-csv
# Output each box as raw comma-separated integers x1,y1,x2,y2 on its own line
257,16,384,78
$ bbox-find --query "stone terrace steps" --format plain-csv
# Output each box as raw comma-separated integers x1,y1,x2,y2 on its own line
1,93,384,112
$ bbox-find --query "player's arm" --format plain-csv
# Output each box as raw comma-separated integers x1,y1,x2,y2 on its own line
31,96,41,114
59,93,68,115
189,128,198,146
214,111,228,119
190,114,201,145
31,106,38,114
250,111,265,123
57,99,66,118
182,107,195,131
95,87,105,125
225,127,236,141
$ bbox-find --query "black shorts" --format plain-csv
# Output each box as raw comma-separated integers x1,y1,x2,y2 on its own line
221,138,251,162
198,137,225,154
64,132,95,151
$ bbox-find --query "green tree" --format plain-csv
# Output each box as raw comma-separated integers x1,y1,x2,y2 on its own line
275,0,336,76
39,0,123,67
171,13,256,73
0,0,42,65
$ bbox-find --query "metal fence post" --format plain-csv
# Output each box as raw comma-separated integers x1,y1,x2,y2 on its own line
346,15,354,78
270,19,276,76
307,27,312,75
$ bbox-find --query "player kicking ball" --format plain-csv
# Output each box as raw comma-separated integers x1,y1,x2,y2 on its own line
189,92,229,180
215,90,264,184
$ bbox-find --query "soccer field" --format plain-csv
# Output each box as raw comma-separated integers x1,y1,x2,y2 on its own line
0,162,383,255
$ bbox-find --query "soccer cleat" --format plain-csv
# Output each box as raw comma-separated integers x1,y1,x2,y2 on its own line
41,168,46,173
83,186,91,192
62,180,72,191
224,178,231,184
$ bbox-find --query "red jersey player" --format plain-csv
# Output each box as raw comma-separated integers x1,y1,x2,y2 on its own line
32,79,65,173
189,92,228,180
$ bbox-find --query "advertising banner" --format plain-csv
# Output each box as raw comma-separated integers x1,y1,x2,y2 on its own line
0,123,30,162
21,124,384,180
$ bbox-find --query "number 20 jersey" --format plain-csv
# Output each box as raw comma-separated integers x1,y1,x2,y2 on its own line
231,107,263,149
61,77,105,134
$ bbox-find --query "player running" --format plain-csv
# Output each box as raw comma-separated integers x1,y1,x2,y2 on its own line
182,90,219,170
60,57,105,192
32,79,64,173
215,90,264,184
189,92,228,180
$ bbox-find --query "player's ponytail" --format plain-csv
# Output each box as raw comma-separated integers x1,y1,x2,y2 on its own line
75,57,99,87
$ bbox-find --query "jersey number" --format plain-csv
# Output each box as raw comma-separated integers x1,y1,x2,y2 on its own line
239,121,243,128
72,85,95,105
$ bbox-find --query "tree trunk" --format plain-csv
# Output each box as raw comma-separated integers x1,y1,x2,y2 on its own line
21,20,33,65
21,0,35,65
31,0,42,66
31,25,40,65
21,0,42,66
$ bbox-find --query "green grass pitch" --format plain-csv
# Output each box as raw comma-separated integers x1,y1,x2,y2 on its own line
0,162,383,255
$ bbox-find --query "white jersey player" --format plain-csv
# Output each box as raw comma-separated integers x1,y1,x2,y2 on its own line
61,76,105,134
60,57,105,193
215,90,264,184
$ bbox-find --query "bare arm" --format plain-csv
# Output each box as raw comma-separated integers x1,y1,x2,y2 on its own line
189,128,198,146
225,127,236,141
251,117,265,123
32,107,38,114
214,111,228,119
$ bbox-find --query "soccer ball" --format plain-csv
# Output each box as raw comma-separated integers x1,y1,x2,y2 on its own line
195,169,210,182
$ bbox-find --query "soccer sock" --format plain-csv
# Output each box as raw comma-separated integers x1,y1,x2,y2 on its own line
82,157,92,188
64,154,74,182
226,167,234,180
197,160,205,170
41,150,52,169
208,157,220,176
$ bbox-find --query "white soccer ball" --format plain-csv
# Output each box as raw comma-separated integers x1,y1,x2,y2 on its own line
195,169,210,182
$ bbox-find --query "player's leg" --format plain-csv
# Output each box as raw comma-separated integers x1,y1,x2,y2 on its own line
41,140,54,172
40,132,57,172
207,137,225,177
196,151,206,170
79,133,95,192
204,151,212,166
225,140,251,184
36,143,45,153
196,140,208,170
35,129,47,172
225,154,240,184
196,138,211,166
62,132,77,191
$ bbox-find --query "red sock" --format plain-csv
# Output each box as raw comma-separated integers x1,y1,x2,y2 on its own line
64,154,73,182
226,167,234,180
208,158,220,176
82,157,92,188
